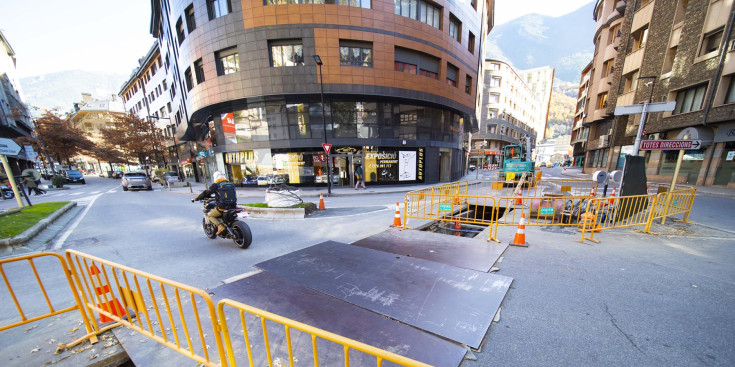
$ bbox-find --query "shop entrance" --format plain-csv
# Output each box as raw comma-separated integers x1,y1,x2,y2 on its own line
331,154,354,187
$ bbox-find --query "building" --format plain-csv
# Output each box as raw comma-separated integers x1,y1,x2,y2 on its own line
149,0,494,186
535,135,572,165
518,65,555,140
579,0,735,187
471,59,543,169
68,94,126,171
119,43,186,175
570,61,592,167
0,31,34,175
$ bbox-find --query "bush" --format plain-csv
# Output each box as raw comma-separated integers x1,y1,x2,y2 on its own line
51,175,66,188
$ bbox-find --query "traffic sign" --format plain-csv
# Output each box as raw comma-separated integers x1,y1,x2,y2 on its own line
197,150,207,157
640,140,702,150
0,138,21,156
614,101,676,115
322,143,332,155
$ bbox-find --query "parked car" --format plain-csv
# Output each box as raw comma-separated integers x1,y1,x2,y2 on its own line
256,176,269,186
163,171,181,184
242,175,257,185
113,171,124,179
469,165,476,171
62,169,86,184
121,172,152,191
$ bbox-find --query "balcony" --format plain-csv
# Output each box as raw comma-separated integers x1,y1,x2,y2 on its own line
623,47,645,74
616,90,636,106
631,0,654,32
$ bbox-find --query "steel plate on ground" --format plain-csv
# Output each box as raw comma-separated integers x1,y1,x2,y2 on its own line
352,227,506,272
211,271,467,367
255,241,513,348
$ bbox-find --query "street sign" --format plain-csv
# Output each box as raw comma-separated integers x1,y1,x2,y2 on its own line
640,139,702,150
322,143,332,155
0,138,21,156
614,101,676,115
539,207,555,216
439,204,452,212
197,150,207,157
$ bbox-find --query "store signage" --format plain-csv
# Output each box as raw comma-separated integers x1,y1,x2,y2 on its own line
640,140,702,150
714,123,735,143
225,151,256,164
322,143,332,155
334,146,357,154
439,204,452,212
221,113,235,134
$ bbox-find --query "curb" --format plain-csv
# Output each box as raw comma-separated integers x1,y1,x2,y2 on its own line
0,202,77,247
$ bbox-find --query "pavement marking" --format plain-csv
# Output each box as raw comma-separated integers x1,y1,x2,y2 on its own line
69,192,84,196
222,269,262,284
89,190,101,194
52,193,103,250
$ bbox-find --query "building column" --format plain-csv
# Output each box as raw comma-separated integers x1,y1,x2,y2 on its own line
702,143,723,186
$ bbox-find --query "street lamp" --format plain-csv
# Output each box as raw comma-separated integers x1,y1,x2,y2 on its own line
313,54,331,195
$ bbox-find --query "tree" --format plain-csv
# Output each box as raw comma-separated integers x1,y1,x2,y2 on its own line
34,112,96,167
99,114,166,167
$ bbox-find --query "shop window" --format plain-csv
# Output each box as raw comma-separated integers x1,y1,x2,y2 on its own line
216,47,240,75
673,83,707,114
269,40,304,66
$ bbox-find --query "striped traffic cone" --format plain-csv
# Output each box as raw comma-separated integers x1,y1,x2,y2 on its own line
89,264,126,323
510,212,528,247
608,187,616,204
515,189,523,205
393,202,402,227
318,192,325,210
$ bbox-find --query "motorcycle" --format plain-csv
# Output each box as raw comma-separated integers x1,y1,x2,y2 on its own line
196,198,252,248
1,184,14,200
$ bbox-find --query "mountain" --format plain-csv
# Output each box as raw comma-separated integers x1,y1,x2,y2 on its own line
486,1,596,83
20,70,129,111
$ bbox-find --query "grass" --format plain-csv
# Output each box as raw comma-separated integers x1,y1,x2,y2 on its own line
0,201,69,239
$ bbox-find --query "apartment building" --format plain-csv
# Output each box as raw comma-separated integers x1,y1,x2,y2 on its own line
518,65,555,140
148,0,494,186
571,61,592,167
472,59,541,168
0,31,34,174
580,0,735,187
68,94,126,171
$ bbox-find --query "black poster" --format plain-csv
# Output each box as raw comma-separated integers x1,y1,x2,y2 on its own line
620,155,648,197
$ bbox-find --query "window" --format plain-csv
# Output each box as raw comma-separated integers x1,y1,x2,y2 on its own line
194,59,205,84
185,4,196,33
632,26,648,50
394,47,439,79
488,109,497,119
395,61,417,74
216,47,240,75
699,28,723,57
184,67,193,91
488,93,499,103
488,63,500,71
167,102,172,113
449,14,461,42
602,60,614,77
419,69,438,79
673,0,688,25
673,84,707,114
623,70,639,92
394,0,441,29
267,0,370,8
465,75,472,94
446,63,458,87
163,80,168,91
207,0,231,20
176,17,185,45
662,46,677,74
725,75,735,104
468,32,475,54
597,92,608,109
490,76,501,87
269,41,304,67
339,41,372,67
609,24,620,44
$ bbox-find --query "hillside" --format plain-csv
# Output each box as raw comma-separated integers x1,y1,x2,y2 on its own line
546,90,576,139
486,1,595,83
20,70,129,111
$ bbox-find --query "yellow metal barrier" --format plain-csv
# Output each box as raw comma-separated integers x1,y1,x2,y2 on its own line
580,194,659,243
404,191,497,240
492,195,597,241
0,252,99,346
217,298,431,367
65,250,226,367
648,187,697,226
531,179,597,197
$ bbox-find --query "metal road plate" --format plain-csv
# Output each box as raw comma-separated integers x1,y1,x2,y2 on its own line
210,272,467,367
352,228,506,272
256,241,513,349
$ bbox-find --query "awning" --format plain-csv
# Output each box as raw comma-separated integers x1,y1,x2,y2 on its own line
676,126,714,146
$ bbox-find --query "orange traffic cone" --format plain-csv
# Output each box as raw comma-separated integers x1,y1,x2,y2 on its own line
89,264,126,323
589,186,596,197
393,202,402,227
510,212,528,247
608,187,616,204
318,192,325,210
515,189,523,205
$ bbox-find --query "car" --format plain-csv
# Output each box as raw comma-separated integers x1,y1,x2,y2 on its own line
469,165,476,171
121,172,152,191
242,175,257,185
62,169,86,184
256,176,269,186
163,171,181,184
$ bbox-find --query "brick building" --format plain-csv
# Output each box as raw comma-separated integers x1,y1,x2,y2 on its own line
578,0,735,187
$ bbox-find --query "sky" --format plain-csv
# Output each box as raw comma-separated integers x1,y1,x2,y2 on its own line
0,0,594,78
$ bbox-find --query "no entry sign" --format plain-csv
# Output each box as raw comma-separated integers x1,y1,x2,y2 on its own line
640,140,702,150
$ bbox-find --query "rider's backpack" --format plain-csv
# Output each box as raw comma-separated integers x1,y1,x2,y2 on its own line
216,181,237,209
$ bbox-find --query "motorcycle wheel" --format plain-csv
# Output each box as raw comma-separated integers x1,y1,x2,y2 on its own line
2,190,13,200
231,221,252,249
202,218,217,239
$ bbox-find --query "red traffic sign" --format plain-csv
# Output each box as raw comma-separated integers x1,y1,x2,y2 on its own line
640,139,702,150
322,143,332,155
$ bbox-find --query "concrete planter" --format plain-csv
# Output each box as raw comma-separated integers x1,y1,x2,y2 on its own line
241,206,305,219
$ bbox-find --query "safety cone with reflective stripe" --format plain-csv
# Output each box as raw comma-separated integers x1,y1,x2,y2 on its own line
89,264,126,323
515,189,523,205
590,186,597,197
393,202,402,227
318,192,325,210
510,212,528,247
608,187,616,204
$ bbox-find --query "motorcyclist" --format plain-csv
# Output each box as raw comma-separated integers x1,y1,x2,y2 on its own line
192,171,237,235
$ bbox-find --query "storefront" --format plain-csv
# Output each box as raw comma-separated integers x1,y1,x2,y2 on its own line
223,146,425,186
713,123,735,186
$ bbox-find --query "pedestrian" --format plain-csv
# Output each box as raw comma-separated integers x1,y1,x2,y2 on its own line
354,164,366,190
21,168,45,195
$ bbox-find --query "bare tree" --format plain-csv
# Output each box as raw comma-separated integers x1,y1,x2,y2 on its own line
99,113,166,167
34,112,96,167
